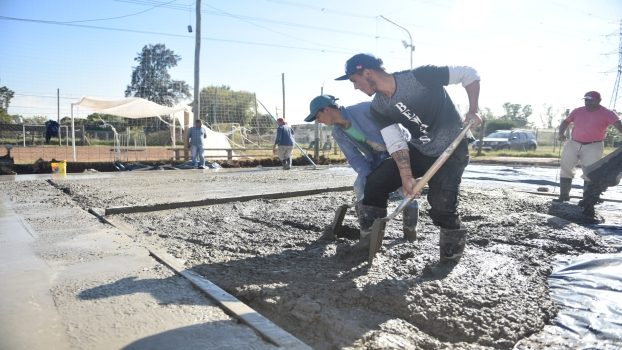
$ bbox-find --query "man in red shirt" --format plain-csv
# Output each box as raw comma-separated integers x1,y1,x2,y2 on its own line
555,91,622,204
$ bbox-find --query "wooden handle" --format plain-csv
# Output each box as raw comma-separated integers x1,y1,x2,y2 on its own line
389,120,475,220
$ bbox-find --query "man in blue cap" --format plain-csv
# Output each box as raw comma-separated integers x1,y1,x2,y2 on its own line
336,53,482,263
306,95,419,241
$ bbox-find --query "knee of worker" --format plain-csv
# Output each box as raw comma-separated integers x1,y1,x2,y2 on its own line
560,167,575,179
353,176,366,202
362,188,389,208
427,188,461,229
362,178,391,208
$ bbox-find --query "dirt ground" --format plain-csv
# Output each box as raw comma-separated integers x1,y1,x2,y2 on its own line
106,187,613,349
4,168,619,349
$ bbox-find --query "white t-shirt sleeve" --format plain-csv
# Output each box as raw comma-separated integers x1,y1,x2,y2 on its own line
381,124,410,155
447,66,480,87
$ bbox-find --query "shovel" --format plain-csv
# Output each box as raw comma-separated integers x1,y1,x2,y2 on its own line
367,120,475,264
325,203,354,240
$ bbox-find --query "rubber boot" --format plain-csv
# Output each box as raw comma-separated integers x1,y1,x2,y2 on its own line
439,226,467,263
352,204,387,252
579,180,602,208
403,201,419,242
281,159,287,170
553,177,572,202
284,158,291,170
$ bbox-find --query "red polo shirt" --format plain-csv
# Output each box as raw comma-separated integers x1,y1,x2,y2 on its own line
565,106,620,143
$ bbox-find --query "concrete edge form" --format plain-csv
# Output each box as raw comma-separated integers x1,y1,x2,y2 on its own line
88,208,311,350
104,185,353,215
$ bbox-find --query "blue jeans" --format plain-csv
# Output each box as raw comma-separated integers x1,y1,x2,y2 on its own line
191,144,205,168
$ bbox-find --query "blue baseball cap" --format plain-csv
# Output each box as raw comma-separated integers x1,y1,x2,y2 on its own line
335,53,383,81
305,95,339,122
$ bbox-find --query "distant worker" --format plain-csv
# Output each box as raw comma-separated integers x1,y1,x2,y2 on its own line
555,91,622,206
187,119,208,169
273,118,295,170
305,95,419,240
45,120,60,144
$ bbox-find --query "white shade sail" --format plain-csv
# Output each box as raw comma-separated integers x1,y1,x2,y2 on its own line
72,97,188,119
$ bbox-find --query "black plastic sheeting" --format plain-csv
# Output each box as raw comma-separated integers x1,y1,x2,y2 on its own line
548,246,622,346
461,165,622,347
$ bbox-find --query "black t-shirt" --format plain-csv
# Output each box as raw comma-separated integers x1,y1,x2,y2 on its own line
371,65,463,157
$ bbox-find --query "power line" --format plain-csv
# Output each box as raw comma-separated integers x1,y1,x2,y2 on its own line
200,2,354,51
59,0,179,24
115,0,617,43
0,15,356,54
14,93,81,100
115,0,397,41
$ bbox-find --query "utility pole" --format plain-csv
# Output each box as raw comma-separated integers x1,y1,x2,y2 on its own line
192,0,201,121
610,20,622,111
57,88,61,145
281,73,286,120
379,15,414,69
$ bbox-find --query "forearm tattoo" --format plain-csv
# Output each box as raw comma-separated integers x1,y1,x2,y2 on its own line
392,149,413,177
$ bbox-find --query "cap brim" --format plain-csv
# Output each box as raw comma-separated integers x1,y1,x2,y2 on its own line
335,74,349,81
304,113,317,122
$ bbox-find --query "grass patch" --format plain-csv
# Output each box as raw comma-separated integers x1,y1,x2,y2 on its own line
470,145,618,158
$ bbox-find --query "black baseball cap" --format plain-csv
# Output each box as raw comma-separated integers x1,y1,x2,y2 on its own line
335,53,383,81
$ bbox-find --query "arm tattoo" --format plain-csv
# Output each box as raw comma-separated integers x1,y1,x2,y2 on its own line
392,149,413,177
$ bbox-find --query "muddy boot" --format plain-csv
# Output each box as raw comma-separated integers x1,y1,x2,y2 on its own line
281,159,287,170
403,201,419,242
351,204,387,253
553,177,572,202
439,226,467,263
285,158,291,170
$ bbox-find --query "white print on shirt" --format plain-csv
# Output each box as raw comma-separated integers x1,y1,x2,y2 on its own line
394,102,430,144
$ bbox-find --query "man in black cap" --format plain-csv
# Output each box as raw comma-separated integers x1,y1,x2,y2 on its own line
336,53,481,263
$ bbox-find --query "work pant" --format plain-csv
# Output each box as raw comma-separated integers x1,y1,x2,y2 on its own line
560,140,604,179
276,145,293,161
191,144,205,168
363,140,469,229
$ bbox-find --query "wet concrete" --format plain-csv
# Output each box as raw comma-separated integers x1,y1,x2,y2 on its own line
2,165,620,349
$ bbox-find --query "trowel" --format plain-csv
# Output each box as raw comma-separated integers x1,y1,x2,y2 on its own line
367,120,475,264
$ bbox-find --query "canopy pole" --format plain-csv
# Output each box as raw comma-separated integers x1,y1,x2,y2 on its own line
171,114,176,148
71,104,76,161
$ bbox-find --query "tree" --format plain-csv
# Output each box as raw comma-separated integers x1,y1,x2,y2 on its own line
87,113,129,130
23,116,48,125
125,44,191,107
200,85,255,127
485,119,516,133
501,102,532,127
0,85,15,123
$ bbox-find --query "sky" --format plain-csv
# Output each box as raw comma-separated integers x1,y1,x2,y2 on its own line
1,0,621,127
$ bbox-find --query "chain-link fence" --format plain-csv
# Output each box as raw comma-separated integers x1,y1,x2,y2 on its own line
0,92,342,164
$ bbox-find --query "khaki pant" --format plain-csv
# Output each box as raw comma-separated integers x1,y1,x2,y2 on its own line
276,145,293,161
560,140,604,179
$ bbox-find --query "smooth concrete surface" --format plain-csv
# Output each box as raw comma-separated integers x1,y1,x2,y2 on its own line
0,192,282,350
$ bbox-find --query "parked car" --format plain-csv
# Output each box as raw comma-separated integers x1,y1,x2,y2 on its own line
471,130,537,151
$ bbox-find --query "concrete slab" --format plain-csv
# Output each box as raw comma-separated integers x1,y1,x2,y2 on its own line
0,188,296,350
0,202,72,350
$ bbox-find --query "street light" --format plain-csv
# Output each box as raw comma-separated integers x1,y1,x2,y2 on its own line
379,15,415,69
